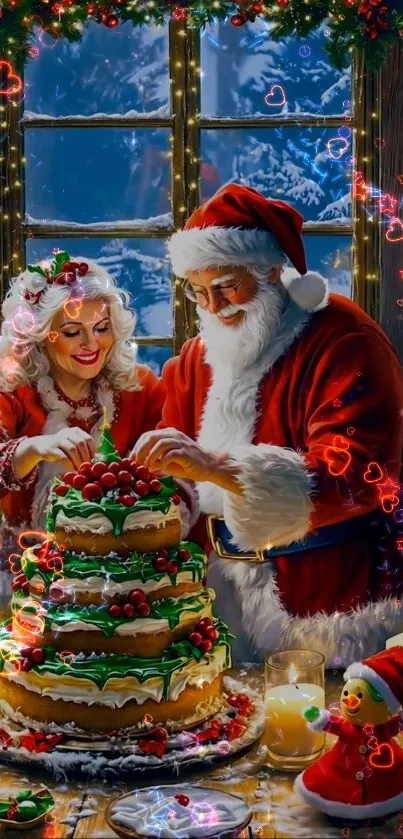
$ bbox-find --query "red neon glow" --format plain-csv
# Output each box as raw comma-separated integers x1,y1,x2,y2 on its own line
0,61,22,96
63,296,83,320
17,531,48,550
386,217,403,243
368,741,394,769
324,436,351,477
379,194,398,215
363,462,383,483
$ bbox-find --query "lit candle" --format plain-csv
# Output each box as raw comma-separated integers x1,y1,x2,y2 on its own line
265,662,325,757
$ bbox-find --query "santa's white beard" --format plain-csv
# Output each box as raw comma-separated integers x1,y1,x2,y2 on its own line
198,282,286,373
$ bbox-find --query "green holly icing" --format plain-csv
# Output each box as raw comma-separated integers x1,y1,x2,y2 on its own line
22,541,207,590
46,475,177,537
0,620,232,701
11,588,214,638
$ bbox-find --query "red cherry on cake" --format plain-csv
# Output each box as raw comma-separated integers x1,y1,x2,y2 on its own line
117,470,132,484
172,494,181,505
91,461,107,479
205,627,219,642
167,562,179,575
128,589,146,604
108,461,121,475
189,631,203,647
108,604,122,618
197,617,212,634
151,726,168,742
199,639,213,654
120,495,135,507
135,480,149,496
78,462,92,478
137,601,151,617
100,471,117,489
62,471,75,486
123,603,135,618
136,465,149,481
55,484,69,497
20,658,33,671
178,548,190,562
72,473,87,491
174,793,190,807
154,557,168,572
20,645,33,659
82,483,103,501
31,648,45,665
149,479,162,493
120,458,133,471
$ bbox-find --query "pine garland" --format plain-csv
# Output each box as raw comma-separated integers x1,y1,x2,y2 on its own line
0,1,402,69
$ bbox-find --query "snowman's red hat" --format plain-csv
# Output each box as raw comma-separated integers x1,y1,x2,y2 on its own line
168,182,329,313
344,646,403,714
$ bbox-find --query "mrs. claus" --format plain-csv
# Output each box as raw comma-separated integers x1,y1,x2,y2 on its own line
134,183,403,668
0,253,194,609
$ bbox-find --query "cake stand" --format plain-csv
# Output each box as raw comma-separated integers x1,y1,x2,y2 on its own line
0,677,264,779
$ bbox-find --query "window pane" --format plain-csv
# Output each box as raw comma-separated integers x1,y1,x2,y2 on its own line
25,238,173,337
304,235,352,297
25,128,171,224
24,22,170,117
137,345,172,376
201,20,351,118
201,126,351,223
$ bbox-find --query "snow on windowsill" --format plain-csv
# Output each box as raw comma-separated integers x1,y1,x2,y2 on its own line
200,112,352,121
25,213,173,231
22,105,171,123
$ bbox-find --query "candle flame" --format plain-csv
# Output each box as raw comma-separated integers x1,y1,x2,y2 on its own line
289,663,298,685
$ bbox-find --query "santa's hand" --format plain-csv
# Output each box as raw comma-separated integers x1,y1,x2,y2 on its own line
132,428,218,483
303,706,321,722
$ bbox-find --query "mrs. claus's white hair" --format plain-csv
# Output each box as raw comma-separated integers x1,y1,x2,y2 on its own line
0,257,140,393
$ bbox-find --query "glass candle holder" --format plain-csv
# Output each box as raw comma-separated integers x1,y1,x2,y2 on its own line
264,649,325,772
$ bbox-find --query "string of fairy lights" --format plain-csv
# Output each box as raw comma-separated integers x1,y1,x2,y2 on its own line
0,1,402,68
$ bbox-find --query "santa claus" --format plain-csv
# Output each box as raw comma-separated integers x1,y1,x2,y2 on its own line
133,183,403,667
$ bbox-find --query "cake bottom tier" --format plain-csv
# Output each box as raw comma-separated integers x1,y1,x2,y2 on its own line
0,672,223,733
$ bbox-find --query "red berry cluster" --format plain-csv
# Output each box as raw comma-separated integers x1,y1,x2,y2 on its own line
174,793,190,807
153,546,190,575
196,717,246,745
6,805,18,820
138,726,168,759
227,692,254,719
11,573,29,594
55,458,168,506
16,646,46,672
108,588,151,620
34,540,64,574
19,730,65,753
189,617,219,655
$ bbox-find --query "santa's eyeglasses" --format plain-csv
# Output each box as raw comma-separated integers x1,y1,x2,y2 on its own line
183,277,244,308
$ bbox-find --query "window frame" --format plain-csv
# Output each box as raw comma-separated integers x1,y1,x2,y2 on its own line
0,27,381,356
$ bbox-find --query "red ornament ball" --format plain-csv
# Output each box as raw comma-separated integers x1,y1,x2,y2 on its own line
230,13,246,26
251,1,263,12
105,12,118,26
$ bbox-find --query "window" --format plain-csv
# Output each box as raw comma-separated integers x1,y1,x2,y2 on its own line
1,18,380,372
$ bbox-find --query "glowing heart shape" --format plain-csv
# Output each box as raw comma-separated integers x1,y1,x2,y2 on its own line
363,724,374,736
397,299,403,306
367,736,379,750
369,741,394,769
398,175,403,185
48,330,59,343
347,426,355,435
363,461,383,483
386,217,403,243
324,445,352,477
7,553,21,575
332,435,349,451
63,297,83,320
381,495,400,514
264,84,286,108
327,137,349,160
0,61,22,96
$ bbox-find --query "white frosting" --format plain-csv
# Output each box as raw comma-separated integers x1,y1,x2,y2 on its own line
30,570,197,597
1,646,227,707
55,505,179,534
109,786,251,839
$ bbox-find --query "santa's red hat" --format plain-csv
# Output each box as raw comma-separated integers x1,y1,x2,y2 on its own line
168,183,329,312
344,646,403,714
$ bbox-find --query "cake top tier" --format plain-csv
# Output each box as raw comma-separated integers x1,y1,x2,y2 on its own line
46,411,180,536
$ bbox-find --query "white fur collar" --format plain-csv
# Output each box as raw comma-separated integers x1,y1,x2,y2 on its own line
197,301,312,514
32,376,115,531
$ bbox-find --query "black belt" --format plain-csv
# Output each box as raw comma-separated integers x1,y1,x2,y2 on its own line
206,511,387,563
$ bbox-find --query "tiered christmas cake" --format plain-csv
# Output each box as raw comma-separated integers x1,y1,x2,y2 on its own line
0,415,231,735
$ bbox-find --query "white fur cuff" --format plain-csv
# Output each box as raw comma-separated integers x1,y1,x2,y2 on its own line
307,709,330,732
222,443,313,552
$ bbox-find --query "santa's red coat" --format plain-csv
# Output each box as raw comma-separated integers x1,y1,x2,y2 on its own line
295,712,403,818
159,294,403,665
0,365,166,532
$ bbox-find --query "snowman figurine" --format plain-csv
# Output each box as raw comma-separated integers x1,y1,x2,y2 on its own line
295,646,403,823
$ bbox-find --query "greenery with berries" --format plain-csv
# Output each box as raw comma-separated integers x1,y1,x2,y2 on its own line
1,1,402,70
0,789,55,823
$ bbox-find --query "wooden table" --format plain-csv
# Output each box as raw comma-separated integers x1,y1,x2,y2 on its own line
0,666,402,839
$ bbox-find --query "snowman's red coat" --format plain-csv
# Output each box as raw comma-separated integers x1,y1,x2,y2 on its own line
295,712,403,818
159,294,403,665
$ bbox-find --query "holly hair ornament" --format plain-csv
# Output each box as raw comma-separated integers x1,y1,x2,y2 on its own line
295,647,403,824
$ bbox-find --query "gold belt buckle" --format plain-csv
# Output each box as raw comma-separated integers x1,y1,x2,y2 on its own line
206,515,265,563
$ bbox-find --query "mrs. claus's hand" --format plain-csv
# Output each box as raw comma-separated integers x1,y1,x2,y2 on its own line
131,428,217,483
